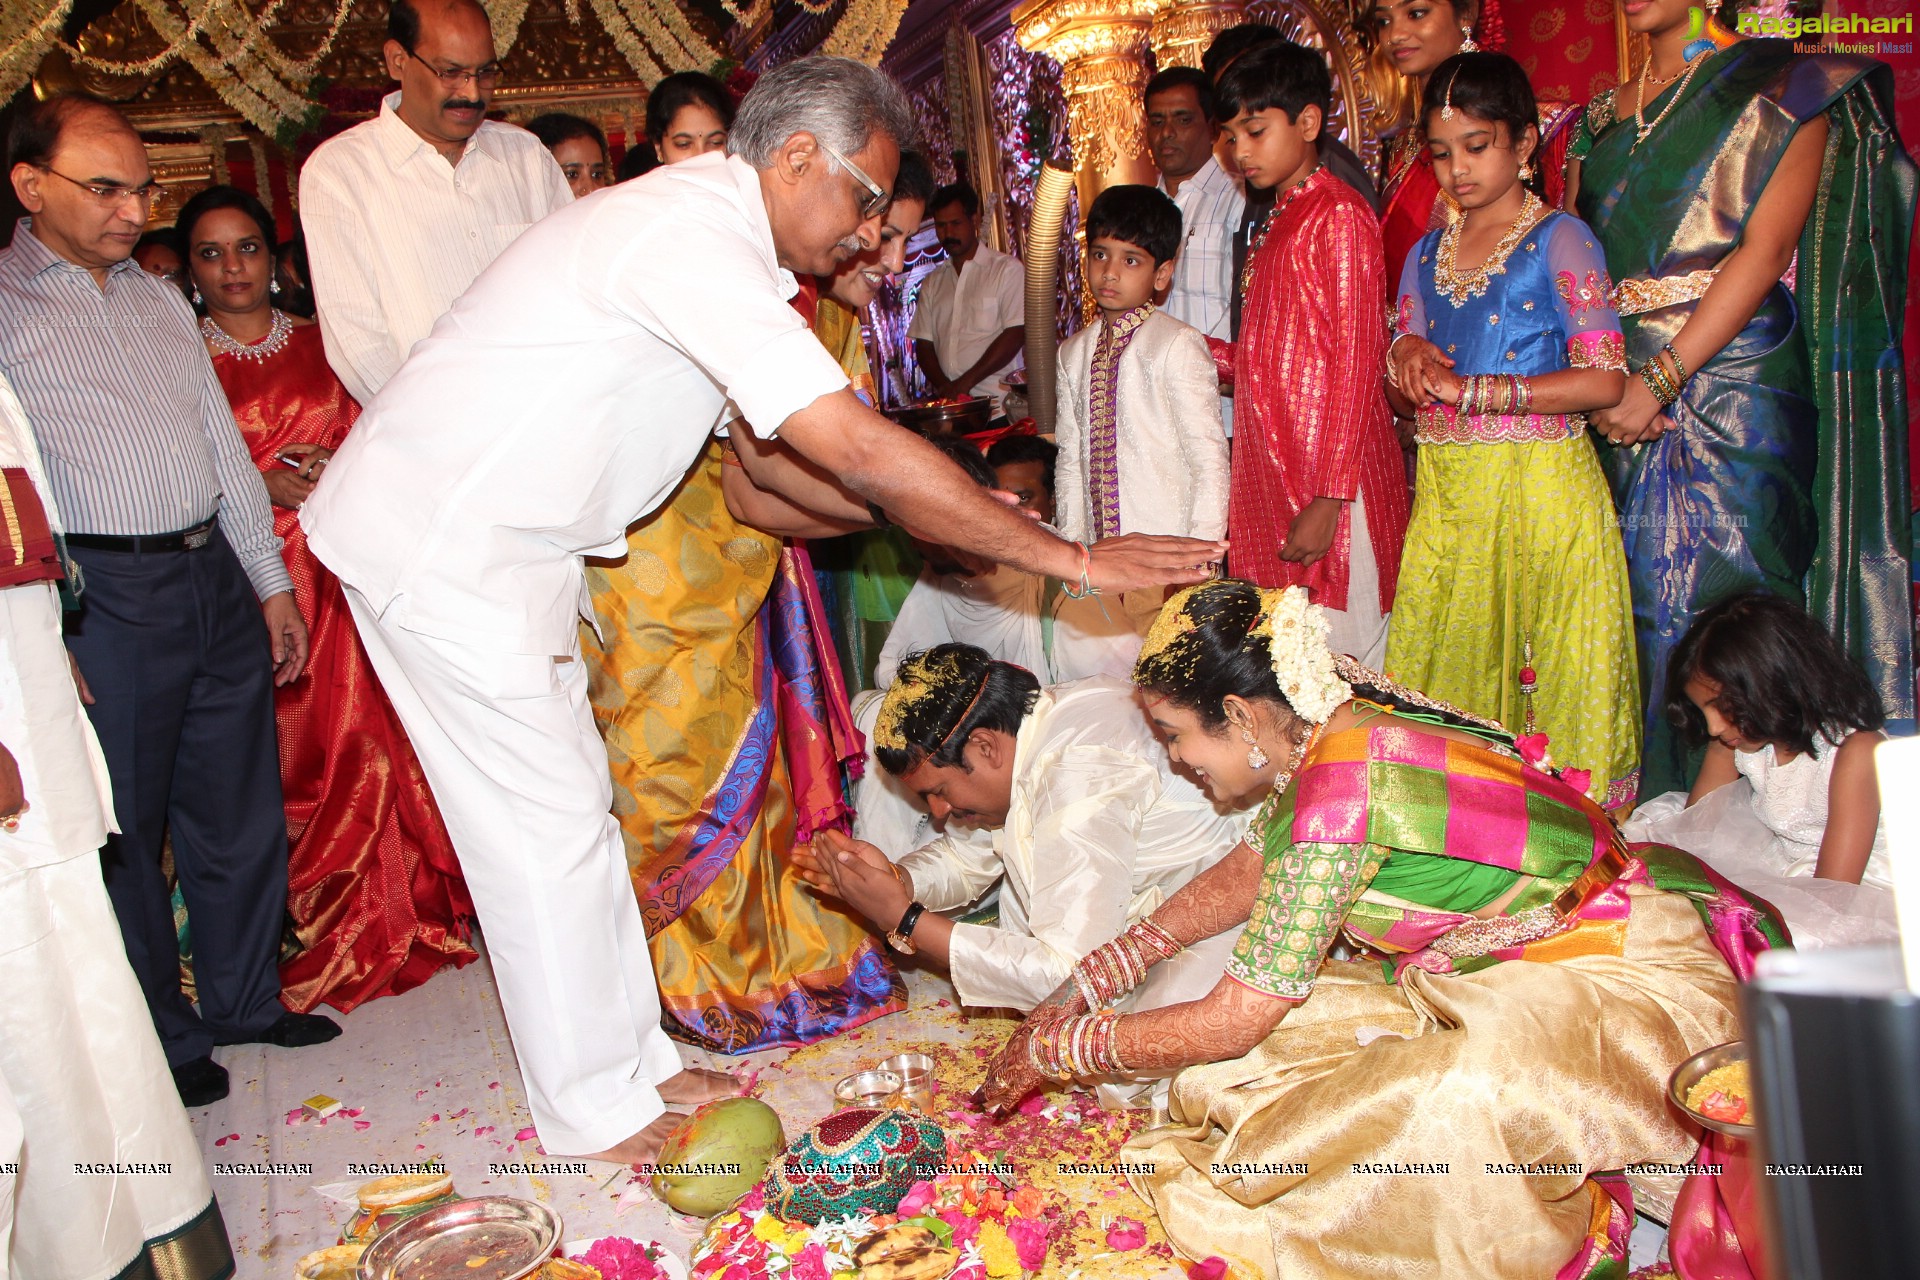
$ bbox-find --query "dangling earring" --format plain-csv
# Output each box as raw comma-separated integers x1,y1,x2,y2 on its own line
1518,160,1534,181
1459,23,1480,52
270,278,281,296
1242,727,1270,770
1440,73,1458,121
191,286,202,306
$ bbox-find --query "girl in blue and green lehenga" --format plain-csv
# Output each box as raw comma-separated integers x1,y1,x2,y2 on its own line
1568,0,1916,797
1385,53,1641,810
978,580,1785,1279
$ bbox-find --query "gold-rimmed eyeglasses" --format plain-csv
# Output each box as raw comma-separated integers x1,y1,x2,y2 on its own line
405,47,503,89
39,167,164,207
818,138,890,219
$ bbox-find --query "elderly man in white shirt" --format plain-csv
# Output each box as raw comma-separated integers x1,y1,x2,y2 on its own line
298,0,570,404
302,56,1223,1166
908,183,1025,416
802,646,1248,1015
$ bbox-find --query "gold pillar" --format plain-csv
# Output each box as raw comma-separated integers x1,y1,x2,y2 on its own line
1013,0,1159,210
1147,0,1245,70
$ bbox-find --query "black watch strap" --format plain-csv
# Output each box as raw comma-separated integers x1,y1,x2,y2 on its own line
895,902,926,939
867,500,893,531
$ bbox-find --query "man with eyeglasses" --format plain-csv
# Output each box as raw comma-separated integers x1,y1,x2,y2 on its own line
0,92,338,1128
302,55,1224,1168
298,0,570,406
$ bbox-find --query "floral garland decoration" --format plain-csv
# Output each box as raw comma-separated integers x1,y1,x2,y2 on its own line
820,0,910,65
1251,586,1352,724
1,0,75,107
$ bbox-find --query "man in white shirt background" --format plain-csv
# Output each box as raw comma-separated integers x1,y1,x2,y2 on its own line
301,56,1222,1169
298,0,571,405
908,183,1025,417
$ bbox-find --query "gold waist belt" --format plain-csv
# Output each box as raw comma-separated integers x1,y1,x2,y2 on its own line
1609,268,1718,316
1426,843,1633,960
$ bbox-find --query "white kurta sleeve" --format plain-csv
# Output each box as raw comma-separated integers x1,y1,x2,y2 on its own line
1165,323,1231,541
896,824,1003,913
946,750,1159,1011
300,161,400,406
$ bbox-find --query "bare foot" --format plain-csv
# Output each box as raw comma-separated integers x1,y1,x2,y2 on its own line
657,1066,746,1107
576,1111,684,1167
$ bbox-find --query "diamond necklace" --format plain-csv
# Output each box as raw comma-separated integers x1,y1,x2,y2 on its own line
202,308,294,361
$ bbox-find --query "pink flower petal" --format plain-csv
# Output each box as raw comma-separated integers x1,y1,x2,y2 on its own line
1016,1093,1045,1116
1187,1258,1228,1280
1105,1217,1147,1250
284,1109,306,1126
514,1126,538,1142
353,1120,372,1131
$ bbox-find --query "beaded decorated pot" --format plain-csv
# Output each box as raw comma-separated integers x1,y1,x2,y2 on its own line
763,1107,948,1225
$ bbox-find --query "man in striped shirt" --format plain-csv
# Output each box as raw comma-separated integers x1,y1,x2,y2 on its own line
0,95,338,1111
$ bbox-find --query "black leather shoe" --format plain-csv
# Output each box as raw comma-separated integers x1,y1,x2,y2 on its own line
172,1056,229,1107
214,1011,342,1048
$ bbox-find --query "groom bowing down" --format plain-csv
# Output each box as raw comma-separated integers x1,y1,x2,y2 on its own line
302,55,1224,1164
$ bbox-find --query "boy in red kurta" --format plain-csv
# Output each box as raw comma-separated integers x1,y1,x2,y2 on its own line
1211,39,1409,667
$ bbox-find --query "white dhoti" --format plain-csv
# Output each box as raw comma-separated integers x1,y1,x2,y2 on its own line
344,588,685,1155
0,582,229,1280
1322,491,1389,671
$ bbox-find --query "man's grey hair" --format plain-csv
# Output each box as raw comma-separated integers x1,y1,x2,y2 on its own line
728,57,921,170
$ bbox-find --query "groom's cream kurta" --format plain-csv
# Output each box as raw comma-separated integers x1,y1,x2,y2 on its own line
898,677,1249,1011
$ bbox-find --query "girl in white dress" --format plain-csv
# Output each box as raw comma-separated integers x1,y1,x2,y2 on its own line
1625,592,1898,947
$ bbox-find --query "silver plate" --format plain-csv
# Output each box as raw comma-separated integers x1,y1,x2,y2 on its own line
358,1197,561,1280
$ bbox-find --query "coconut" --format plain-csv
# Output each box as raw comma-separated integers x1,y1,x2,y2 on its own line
651,1097,785,1217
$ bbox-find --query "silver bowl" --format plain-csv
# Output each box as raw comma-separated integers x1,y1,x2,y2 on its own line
358,1196,561,1280
834,1068,902,1107
1668,1039,1757,1140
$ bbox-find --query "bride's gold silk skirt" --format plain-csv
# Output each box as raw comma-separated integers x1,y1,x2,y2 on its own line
1128,885,1739,1278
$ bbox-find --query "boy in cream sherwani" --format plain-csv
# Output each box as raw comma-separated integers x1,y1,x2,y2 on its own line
1054,185,1230,629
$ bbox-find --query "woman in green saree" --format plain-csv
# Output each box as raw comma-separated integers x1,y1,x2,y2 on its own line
975,579,1782,1278
1566,0,1915,797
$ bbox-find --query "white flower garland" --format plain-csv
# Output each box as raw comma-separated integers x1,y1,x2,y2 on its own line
1264,586,1352,724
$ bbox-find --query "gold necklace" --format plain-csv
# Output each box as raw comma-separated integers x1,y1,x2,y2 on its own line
1632,45,1709,151
1431,189,1547,307
1239,164,1324,300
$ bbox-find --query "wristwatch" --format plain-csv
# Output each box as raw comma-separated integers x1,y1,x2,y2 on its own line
866,500,893,531
886,902,927,955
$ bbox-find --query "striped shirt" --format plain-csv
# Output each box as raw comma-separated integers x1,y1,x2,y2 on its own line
299,92,572,405
0,219,290,600
1158,156,1244,343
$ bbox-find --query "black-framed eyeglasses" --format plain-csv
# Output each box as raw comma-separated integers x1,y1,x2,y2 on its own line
405,47,503,89
39,167,164,207
818,138,889,219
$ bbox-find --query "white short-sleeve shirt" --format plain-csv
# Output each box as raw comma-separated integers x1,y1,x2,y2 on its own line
299,92,573,405
301,152,850,654
907,243,1026,411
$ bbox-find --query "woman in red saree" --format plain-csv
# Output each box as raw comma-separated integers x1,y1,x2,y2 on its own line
179,186,475,1012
